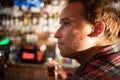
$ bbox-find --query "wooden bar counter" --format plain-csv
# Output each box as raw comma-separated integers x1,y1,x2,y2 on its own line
4,63,76,80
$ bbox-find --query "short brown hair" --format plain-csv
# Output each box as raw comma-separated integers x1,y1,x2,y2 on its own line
68,0,120,43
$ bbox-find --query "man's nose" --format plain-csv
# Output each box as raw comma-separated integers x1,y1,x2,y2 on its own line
54,27,62,38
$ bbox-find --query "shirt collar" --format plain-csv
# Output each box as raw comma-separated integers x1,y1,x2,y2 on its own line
86,45,120,62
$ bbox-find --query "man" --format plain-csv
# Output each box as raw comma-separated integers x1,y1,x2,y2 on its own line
54,0,120,80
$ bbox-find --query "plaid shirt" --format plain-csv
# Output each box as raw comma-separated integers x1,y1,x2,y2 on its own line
66,45,120,80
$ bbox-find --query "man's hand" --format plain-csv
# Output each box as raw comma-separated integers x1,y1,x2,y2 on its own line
55,65,67,80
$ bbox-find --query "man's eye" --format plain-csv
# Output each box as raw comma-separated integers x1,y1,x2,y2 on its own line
63,21,71,26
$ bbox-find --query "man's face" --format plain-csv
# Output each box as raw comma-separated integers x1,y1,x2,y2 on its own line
55,2,94,59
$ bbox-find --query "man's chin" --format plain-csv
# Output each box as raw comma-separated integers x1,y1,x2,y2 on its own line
60,53,67,57
60,54,72,58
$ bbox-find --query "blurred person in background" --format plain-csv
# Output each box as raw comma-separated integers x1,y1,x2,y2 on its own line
55,0,120,80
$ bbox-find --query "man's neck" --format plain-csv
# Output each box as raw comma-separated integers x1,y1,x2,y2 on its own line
76,45,110,64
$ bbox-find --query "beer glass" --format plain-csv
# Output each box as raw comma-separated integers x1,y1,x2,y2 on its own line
0,51,5,80
45,58,58,80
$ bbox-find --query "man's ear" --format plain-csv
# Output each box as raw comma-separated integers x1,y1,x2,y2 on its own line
89,22,105,37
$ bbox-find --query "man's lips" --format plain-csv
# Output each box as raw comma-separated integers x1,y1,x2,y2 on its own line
58,42,64,47
58,41,64,45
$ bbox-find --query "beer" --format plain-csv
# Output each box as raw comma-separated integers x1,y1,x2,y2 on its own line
0,51,6,80
0,51,4,80
45,58,58,80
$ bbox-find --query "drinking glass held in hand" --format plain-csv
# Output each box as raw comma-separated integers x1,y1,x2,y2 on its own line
45,58,60,80
0,51,5,80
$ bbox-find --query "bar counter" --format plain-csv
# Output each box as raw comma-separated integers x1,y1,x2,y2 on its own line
4,63,76,80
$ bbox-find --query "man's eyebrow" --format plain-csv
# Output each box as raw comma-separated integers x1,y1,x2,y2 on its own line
60,18,73,21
